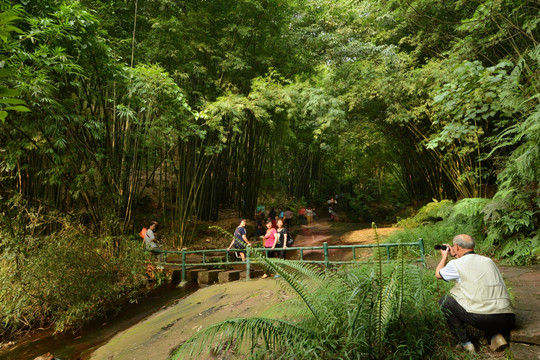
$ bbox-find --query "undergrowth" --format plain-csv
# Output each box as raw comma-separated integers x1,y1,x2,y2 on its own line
0,198,149,340
391,198,539,264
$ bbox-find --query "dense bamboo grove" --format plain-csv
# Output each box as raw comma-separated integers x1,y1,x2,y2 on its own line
1,0,539,258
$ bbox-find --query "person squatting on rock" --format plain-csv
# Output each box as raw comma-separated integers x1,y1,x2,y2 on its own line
435,234,515,354
228,218,252,262
144,221,159,250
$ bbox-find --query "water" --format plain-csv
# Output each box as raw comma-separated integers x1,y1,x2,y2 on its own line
0,284,196,360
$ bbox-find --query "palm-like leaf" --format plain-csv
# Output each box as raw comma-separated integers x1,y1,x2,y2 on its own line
171,317,316,359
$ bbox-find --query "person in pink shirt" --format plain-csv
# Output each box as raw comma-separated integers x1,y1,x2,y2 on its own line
262,220,277,278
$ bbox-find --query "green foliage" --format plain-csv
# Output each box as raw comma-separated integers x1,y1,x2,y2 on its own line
0,197,148,338
0,6,30,122
390,199,485,255
396,200,454,228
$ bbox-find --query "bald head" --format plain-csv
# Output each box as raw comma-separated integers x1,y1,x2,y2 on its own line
453,234,475,249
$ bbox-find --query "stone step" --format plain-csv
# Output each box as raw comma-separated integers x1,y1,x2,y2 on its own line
185,268,207,283
240,268,264,279
198,269,222,285
500,265,540,360
510,343,540,360
512,309,540,344
218,270,242,283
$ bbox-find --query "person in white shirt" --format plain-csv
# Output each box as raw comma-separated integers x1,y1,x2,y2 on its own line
436,234,515,354
144,221,159,250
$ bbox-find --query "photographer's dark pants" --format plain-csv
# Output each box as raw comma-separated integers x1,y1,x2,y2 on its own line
439,296,515,343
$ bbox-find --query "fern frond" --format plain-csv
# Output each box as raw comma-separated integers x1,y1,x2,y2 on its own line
451,198,490,218
170,317,316,359
373,271,398,352
250,256,327,324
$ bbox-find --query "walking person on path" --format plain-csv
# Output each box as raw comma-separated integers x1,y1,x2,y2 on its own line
283,208,294,228
227,219,252,262
435,234,515,354
305,207,313,224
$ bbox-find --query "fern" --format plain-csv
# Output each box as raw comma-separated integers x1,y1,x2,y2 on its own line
451,198,490,218
172,317,316,359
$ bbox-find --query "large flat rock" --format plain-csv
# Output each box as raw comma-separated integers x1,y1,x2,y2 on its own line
90,279,284,360
500,266,540,346
512,309,540,344
510,342,540,360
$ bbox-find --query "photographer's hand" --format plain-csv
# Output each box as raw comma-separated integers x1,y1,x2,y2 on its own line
435,244,451,279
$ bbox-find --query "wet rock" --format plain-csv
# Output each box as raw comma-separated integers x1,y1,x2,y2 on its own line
185,268,206,283
198,269,221,285
239,268,264,279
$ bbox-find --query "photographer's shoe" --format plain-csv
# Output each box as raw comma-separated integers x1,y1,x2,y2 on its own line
490,334,508,352
461,342,476,354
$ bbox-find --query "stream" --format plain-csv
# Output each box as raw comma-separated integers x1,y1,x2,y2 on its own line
0,284,196,360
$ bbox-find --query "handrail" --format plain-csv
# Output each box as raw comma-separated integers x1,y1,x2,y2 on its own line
151,238,425,282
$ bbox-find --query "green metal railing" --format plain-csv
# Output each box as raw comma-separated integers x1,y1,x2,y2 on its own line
152,238,425,282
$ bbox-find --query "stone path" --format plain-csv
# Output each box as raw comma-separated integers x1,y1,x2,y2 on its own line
500,265,540,360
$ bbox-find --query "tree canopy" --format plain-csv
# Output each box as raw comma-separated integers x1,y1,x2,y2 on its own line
1,0,538,261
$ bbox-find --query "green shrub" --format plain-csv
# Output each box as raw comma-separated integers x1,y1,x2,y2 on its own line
0,227,148,338
391,197,538,264
396,200,454,228
389,199,485,257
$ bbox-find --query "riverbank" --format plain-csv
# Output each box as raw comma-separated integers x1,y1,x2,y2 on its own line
0,284,194,360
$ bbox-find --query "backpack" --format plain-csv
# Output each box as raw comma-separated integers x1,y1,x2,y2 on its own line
286,233,294,247
139,227,147,239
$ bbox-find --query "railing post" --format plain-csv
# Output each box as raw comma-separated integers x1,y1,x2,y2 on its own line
386,245,391,260
418,238,425,266
323,242,329,268
181,249,186,283
246,247,251,280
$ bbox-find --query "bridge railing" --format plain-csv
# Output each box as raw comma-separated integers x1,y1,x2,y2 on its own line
152,238,425,282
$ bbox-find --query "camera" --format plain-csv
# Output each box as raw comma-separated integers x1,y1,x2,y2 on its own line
434,245,448,250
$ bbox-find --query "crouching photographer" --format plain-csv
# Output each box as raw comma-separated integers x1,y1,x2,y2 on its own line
435,234,515,354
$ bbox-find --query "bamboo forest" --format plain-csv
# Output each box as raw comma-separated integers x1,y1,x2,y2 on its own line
0,0,539,359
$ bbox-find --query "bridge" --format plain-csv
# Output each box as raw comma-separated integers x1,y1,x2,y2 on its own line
151,238,426,284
